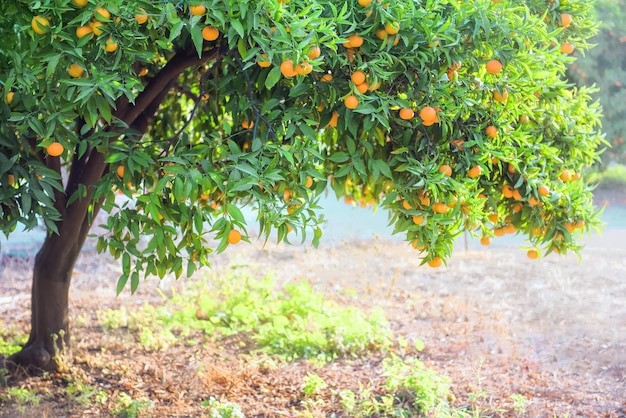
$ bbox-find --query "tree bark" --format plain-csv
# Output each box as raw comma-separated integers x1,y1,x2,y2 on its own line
3,45,228,373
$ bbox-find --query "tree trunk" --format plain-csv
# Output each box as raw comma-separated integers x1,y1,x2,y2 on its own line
5,214,92,372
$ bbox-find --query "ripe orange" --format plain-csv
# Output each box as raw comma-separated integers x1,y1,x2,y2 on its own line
351,70,366,85
104,37,118,52
512,202,523,213
427,256,443,268
384,21,400,35
571,172,580,181
411,238,425,251
305,176,313,188
71,0,88,6
538,185,550,196
559,13,573,28
280,60,297,77
116,165,125,177
295,61,312,75
528,196,540,206
504,224,516,234
399,108,414,120
328,111,339,127
308,46,321,59
344,34,364,48
467,165,482,178
402,199,413,210
559,170,571,182
94,8,111,22
493,89,508,103
494,227,506,237
485,125,497,138
512,189,523,201
190,4,207,16
355,83,368,94
257,54,271,67
89,20,104,36
46,142,64,157
358,0,372,6
438,164,452,176
227,229,242,244
5,92,14,105
560,42,574,54
344,95,359,109
419,106,438,125
432,202,448,214
485,59,502,75
320,73,333,82
480,236,491,246
241,119,254,129
527,249,539,259
202,26,219,41
201,93,209,100
31,16,50,35
502,184,514,198
488,213,499,223
412,215,424,225
76,25,93,39
375,29,387,40
67,63,84,78
135,9,148,24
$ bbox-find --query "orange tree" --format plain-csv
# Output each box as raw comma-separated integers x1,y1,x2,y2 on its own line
567,0,626,164
0,0,603,371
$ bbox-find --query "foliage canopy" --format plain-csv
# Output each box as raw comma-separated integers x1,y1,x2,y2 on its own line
0,0,604,291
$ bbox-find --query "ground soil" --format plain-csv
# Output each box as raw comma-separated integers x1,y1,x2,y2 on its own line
0,196,625,417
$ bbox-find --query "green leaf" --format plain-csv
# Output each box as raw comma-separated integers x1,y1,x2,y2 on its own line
116,274,129,295
265,66,282,89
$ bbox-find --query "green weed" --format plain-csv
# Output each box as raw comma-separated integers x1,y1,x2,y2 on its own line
112,392,152,418
200,397,245,418
0,321,27,357
302,372,328,396
2,387,41,414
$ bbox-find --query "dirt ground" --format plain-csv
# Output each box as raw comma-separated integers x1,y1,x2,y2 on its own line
0,198,625,417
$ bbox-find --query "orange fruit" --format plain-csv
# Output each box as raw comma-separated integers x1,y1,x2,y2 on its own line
202,26,219,41
71,0,88,6
559,13,573,28
512,202,523,213
295,61,312,75
519,115,530,123
375,29,388,40
46,142,64,157
104,37,118,52
320,73,333,82
494,227,506,237
227,229,242,244
257,54,271,67
488,213,499,223
504,224,516,234
485,59,502,74
527,249,539,259
485,125,497,138
358,0,372,6
411,238,425,251
467,165,482,178
344,95,359,109
116,165,125,177
201,93,209,100
241,119,254,129
559,170,571,182
308,46,321,59
419,106,438,125
528,196,540,206
399,108,414,120
280,60,297,77
512,189,523,201
76,25,93,39
305,176,313,188
89,20,104,36
355,83,368,94
402,199,412,210
538,185,550,196
560,42,574,54
94,8,111,22
493,89,508,103
502,184,514,198
367,81,380,91
412,215,424,225
432,202,448,214
67,63,84,78
190,4,207,16
135,9,148,24
5,92,14,105
351,70,366,85
480,236,491,246
438,164,452,176
384,21,400,35
328,111,339,127
31,16,50,35
427,256,443,268
344,34,364,48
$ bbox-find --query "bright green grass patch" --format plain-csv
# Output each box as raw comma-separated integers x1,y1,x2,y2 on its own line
587,164,626,188
0,321,27,357
99,270,392,361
